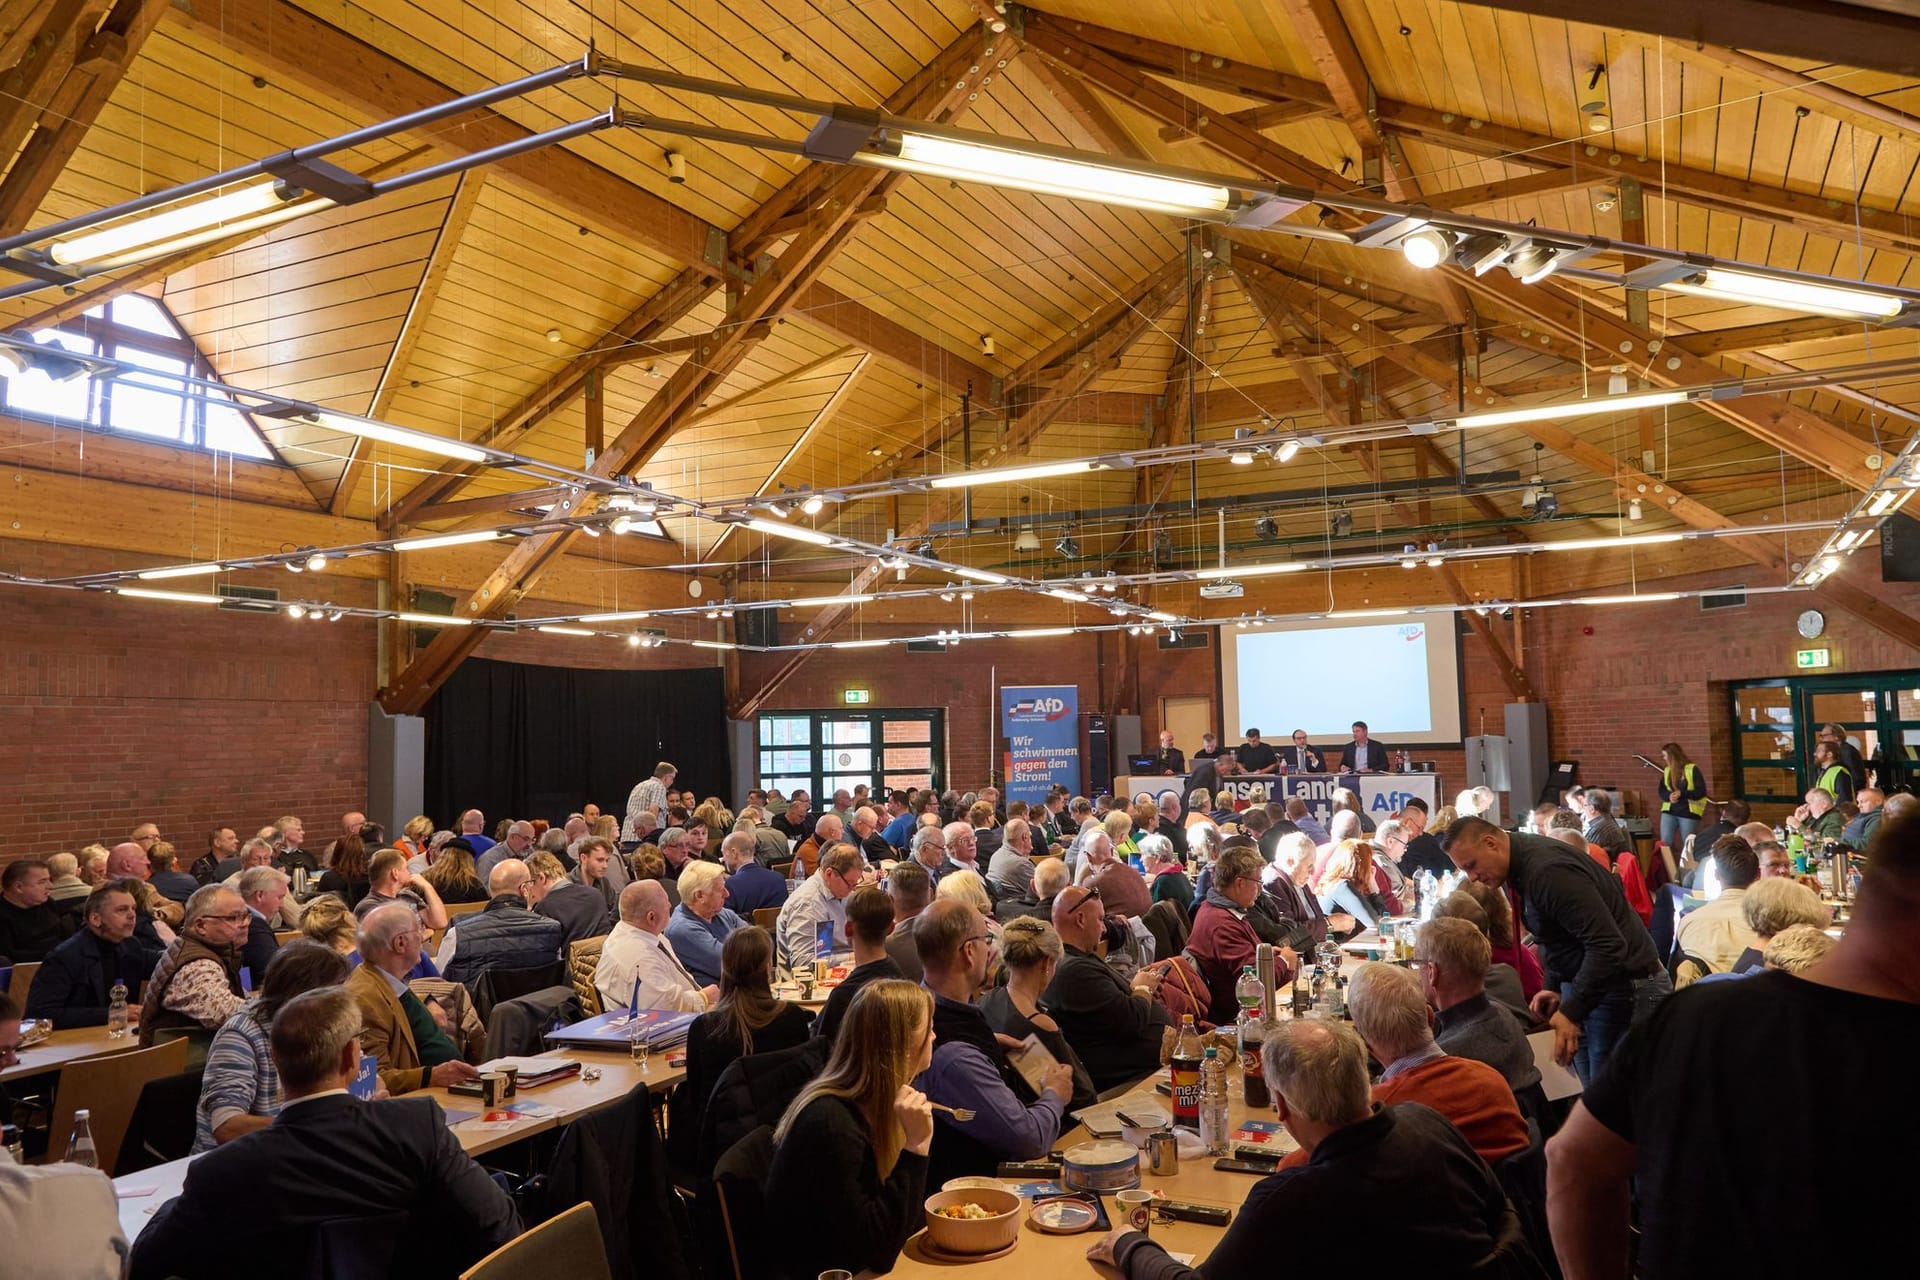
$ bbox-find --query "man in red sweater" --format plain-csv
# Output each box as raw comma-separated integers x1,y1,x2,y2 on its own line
1277,961,1529,1171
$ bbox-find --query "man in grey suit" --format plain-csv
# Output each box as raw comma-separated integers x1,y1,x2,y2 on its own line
884,861,932,982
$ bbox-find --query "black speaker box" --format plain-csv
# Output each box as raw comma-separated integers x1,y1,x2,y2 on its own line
1881,512,1920,582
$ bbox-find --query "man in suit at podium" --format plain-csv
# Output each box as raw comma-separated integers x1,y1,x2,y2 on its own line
1151,730,1185,777
1284,729,1324,774
1340,721,1392,772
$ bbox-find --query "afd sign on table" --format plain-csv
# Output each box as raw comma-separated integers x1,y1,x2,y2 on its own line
1000,685,1080,804
1116,772,1438,826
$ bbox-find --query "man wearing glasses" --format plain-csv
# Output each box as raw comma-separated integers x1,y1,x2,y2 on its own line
1043,887,1174,1091
138,884,249,1046
774,843,868,971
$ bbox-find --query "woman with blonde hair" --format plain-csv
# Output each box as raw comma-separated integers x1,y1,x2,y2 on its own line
981,917,1097,1110
419,841,488,904
936,869,1005,980
1103,808,1139,859
298,896,357,954
1313,839,1402,931
768,980,935,1278
590,814,620,844
394,815,434,863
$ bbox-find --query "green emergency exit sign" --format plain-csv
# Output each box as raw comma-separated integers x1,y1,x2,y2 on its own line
843,688,871,704
1796,647,1831,669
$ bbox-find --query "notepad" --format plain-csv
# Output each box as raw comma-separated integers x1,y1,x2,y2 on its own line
1528,1030,1585,1101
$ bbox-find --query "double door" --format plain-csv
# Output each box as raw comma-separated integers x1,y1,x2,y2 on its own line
756,708,946,801
1731,671,1920,819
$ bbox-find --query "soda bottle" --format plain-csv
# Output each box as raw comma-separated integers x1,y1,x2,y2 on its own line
1169,1015,1204,1127
1238,1009,1269,1109
107,981,128,1039
65,1109,97,1168
1199,1047,1230,1155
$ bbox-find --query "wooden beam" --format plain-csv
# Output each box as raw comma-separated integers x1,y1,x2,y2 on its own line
379,24,1001,716
1421,168,1605,212
1653,40,1920,139
0,0,60,72
1157,100,1335,143
331,172,484,515
706,352,870,563
758,194,888,242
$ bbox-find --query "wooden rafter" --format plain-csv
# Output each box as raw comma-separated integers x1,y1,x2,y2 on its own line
378,23,1003,715
1649,40,1920,139
330,172,485,515
1156,100,1338,143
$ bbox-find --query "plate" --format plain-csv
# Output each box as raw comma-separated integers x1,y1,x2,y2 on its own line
907,1230,1019,1263
1028,1197,1098,1234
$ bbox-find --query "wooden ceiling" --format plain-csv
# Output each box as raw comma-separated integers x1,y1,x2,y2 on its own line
4,0,1920,706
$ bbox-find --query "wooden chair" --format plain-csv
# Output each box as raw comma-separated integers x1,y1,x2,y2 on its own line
750,907,780,932
460,1202,611,1280
273,929,303,946
444,901,488,920
568,936,606,1017
768,860,793,880
49,1036,188,1174
6,961,38,1011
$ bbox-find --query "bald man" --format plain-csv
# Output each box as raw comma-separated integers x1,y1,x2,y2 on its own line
594,881,714,1012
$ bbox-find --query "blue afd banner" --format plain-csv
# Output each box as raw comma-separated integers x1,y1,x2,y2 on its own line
1000,685,1079,804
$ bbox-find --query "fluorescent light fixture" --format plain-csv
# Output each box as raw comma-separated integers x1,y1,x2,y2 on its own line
396,612,473,626
1867,489,1912,517
691,640,734,650
953,566,1011,585
1195,562,1307,580
742,516,834,546
1452,390,1686,430
117,587,222,604
1327,608,1410,619
304,411,493,464
1666,269,1904,320
391,530,503,552
537,625,595,636
1576,593,1681,605
785,593,876,608
832,639,892,649
860,131,1234,219
1147,611,1179,622
926,460,1097,489
46,180,332,269
1835,529,1870,551
1047,589,1089,602
1540,533,1685,552
579,610,651,622
135,562,224,580
1008,627,1075,638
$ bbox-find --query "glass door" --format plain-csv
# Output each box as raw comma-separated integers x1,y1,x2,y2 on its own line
1731,681,1799,825
755,709,945,800
1731,670,1920,821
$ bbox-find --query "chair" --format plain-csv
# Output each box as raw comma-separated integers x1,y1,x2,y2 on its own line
1143,899,1190,961
116,1066,205,1174
146,1025,217,1072
6,961,39,1011
445,901,489,920
1669,949,1715,990
751,907,780,932
1494,1118,1561,1279
1649,883,1688,960
274,929,303,945
48,1036,188,1174
461,1202,611,1280
568,937,606,1017
706,1126,775,1280
472,960,569,1025
768,860,793,880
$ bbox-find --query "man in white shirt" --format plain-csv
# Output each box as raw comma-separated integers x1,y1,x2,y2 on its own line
774,843,866,971
595,880,714,1012
1677,835,1760,973
623,762,676,843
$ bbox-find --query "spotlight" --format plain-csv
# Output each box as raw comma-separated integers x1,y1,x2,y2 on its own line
1629,498,1644,521
305,551,328,571
327,608,345,621
1275,439,1301,464
1168,629,1182,643
800,494,825,516
1401,544,1419,570
627,633,643,648
665,150,686,183
940,590,957,602
1056,530,1082,559
1255,514,1279,540
284,560,304,574
1505,240,1561,284
286,604,307,618
1455,231,1512,276
1330,509,1354,538
1014,529,1042,552
1228,448,1256,465
959,589,975,601
980,334,995,357
1608,369,1629,396
1400,227,1452,270
579,524,601,537
1426,542,1443,567
1592,188,1618,212
611,515,635,535
1534,488,1559,519
917,539,936,559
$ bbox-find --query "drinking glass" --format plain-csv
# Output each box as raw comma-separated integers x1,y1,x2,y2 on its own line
628,1027,651,1073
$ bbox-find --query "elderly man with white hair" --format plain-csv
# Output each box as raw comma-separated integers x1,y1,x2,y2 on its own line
346,903,479,1096
474,820,534,882
664,861,744,987
909,824,948,888
595,880,715,1012
236,865,293,985
775,843,867,971
432,858,562,989
139,884,250,1045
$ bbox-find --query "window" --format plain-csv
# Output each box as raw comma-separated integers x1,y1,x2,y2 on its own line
754,709,946,800
1,296,274,460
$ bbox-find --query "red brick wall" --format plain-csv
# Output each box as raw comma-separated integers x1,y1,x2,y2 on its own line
0,543,376,863
1521,569,1920,813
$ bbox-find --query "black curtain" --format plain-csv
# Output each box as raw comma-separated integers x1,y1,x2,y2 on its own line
423,657,732,828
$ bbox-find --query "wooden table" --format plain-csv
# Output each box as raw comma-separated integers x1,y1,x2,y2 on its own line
879,1068,1286,1278
2,1023,141,1083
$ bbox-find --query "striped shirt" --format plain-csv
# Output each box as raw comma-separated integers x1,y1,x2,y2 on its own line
192,1000,278,1154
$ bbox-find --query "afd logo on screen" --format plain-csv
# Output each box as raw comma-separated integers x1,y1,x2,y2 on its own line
1399,625,1425,643
1008,696,1074,722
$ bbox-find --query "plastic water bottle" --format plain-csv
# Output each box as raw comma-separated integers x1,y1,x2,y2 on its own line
1234,964,1265,1020
1199,1047,1230,1155
65,1109,97,1168
107,981,129,1039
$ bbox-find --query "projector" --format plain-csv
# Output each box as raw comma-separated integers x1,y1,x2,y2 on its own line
1198,579,1246,599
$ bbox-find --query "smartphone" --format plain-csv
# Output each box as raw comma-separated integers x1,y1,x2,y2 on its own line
1212,1157,1277,1175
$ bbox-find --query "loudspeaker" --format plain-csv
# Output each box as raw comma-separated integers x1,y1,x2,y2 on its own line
1084,713,1111,796
1111,714,1142,762
1505,702,1552,808
1881,512,1920,582
734,610,780,647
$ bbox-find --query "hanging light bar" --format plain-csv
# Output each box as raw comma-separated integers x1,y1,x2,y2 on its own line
741,516,835,546
952,565,1011,585
1194,562,1307,580
1665,269,1905,321
1448,390,1689,431
396,612,473,626
926,459,1099,489
1540,533,1686,552
301,411,496,464
536,625,595,636
783,593,876,608
135,562,225,581
391,530,504,552
45,180,330,270
832,638,893,649
117,587,223,604
579,610,652,622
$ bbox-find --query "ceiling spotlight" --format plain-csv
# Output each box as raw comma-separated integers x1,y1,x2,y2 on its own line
705,608,719,619
665,150,687,183
1228,448,1256,465
327,608,345,621
284,560,304,574
867,443,884,457
1401,544,1419,570
940,589,957,603
1593,188,1618,212
761,500,790,519
627,633,643,648
1608,368,1630,396
801,494,825,516
1534,488,1560,519
1455,231,1512,276
1330,509,1354,538
1255,514,1279,541
719,607,734,618
1400,226,1452,270
1629,498,1644,521
286,604,307,619
1581,101,1613,133
1275,439,1301,464
917,539,936,559
1425,542,1443,567
1014,528,1043,553
1056,530,1082,559
610,514,635,535
1820,554,1842,573
1505,240,1561,284
301,551,327,571
959,589,975,601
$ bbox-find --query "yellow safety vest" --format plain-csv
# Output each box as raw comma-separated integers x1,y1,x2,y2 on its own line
1816,763,1849,798
1662,763,1706,817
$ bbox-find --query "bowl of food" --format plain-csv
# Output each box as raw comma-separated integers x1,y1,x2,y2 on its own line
923,1186,1023,1255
